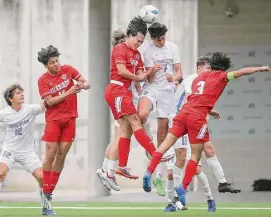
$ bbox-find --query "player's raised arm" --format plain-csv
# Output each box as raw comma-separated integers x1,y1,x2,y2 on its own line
227,66,270,80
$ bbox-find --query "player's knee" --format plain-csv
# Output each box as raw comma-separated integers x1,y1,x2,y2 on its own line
204,142,216,158
167,170,173,180
196,166,201,175
128,114,143,130
0,170,7,181
137,110,149,124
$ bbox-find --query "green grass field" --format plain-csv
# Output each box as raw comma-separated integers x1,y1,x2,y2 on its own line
0,202,270,217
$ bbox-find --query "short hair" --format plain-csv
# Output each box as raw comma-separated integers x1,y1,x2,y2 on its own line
148,22,168,39
37,45,60,65
127,17,147,37
196,56,210,68
3,84,24,106
210,52,231,71
111,29,127,46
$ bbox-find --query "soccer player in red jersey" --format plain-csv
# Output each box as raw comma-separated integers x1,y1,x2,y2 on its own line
37,45,90,215
142,52,269,206
104,17,162,185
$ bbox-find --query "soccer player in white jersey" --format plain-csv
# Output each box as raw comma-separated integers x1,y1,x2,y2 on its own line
137,22,182,196
0,84,52,215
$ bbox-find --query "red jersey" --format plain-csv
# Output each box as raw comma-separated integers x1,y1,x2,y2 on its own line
110,42,144,88
183,71,228,114
38,65,82,121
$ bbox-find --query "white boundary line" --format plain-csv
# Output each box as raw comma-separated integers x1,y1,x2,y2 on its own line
0,206,270,210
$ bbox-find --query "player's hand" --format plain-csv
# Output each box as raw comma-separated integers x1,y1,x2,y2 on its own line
152,64,162,73
259,66,270,72
137,73,148,81
209,110,220,119
166,73,174,82
76,81,85,89
68,85,81,94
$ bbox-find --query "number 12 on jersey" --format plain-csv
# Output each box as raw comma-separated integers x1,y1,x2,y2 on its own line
196,81,205,95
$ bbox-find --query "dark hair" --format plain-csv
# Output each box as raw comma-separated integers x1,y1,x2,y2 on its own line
37,45,60,65
127,17,147,37
196,56,210,68
3,84,24,106
111,29,127,46
210,52,231,71
148,22,168,39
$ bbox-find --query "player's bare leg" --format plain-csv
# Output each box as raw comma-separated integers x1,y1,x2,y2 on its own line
0,163,9,190
176,143,204,206
204,141,241,194
32,168,44,207
143,133,178,192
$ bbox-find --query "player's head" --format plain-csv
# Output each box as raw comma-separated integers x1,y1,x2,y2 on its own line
38,45,61,74
210,52,231,71
111,29,127,47
196,56,211,74
126,17,147,50
3,84,24,106
148,22,168,48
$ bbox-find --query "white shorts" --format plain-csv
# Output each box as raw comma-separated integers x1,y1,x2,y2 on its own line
140,87,174,118
0,149,42,174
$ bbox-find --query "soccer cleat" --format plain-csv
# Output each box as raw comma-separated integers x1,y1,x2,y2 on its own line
153,178,166,196
218,182,241,194
115,167,139,179
103,174,121,191
163,203,176,212
143,171,152,192
96,168,111,190
207,199,216,212
175,184,187,206
42,207,56,216
172,196,188,210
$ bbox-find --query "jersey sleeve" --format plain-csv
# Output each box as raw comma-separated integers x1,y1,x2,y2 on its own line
27,104,45,115
143,49,154,68
112,45,126,65
0,110,5,122
171,44,181,64
38,77,51,99
66,65,81,81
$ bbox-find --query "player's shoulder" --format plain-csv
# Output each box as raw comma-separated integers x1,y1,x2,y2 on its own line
60,64,74,73
113,42,126,50
165,40,177,47
142,42,155,53
1,106,11,113
38,72,49,81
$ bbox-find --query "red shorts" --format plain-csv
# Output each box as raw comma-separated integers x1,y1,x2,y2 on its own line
104,83,137,120
169,111,209,144
42,118,76,142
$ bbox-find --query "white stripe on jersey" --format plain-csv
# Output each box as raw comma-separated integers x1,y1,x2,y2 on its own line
0,104,44,153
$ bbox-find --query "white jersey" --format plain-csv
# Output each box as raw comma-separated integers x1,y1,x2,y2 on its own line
170,72,198,117
0,104,44,153
143,41,180,89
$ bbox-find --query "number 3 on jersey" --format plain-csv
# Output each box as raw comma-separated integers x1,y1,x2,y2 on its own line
196,81,205,95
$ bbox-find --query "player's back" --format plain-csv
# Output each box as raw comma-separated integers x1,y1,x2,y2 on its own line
183,70,228,114
0,104,42,153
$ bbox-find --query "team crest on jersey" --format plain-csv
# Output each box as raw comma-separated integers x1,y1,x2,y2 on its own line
130,59,138,66
61,74,67,80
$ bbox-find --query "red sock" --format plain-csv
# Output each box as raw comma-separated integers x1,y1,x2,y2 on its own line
147,151,163,174
43,170,51,194
118,137,131,167
50,171,60,193
134,128,156,156
182,160,198,190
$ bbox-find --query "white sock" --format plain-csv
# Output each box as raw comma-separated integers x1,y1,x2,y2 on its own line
102,157,109,172
166,179,174,203
155,162,164,179
197,171,213,200
107,159,118,177
173,166,183,188
206,156,227,183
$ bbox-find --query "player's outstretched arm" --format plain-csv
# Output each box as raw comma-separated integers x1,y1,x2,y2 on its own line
76,76,91,90
228,66,270,80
